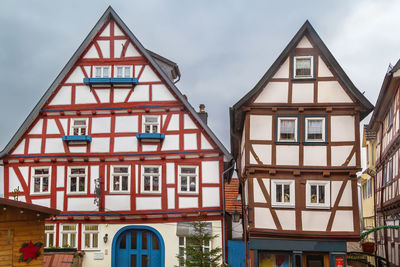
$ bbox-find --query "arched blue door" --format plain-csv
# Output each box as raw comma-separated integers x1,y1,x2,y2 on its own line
112,226,164,267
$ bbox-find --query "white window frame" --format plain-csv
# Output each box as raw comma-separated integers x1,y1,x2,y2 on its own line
277,117,298,142
293,55,314,79
110,165,131,194
306,180,330,209
141,165,162,194
82,224,100,250
114,65,132,78
70,118,88,136
31,167,51,195
67,166,88,195
93,65,111,78
178,236,211,267
44,224,56,248
178,166,199,194
271,179,295,208
60,224,78,248
304,117,326,142
142,115,160,133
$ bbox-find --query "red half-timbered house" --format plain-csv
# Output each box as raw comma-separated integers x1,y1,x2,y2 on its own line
0,7,233,267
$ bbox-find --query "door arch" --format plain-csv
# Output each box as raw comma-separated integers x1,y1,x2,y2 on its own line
112,226,165,267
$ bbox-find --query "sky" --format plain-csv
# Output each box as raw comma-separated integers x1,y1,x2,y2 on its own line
0,0,400,167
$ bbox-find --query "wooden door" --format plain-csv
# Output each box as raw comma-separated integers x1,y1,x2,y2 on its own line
0,230,13,266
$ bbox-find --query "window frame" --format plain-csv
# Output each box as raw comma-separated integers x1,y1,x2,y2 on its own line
178,166,199,194
304,116,327,144
306,180,330,209
93,65,111,78
110,165,131,194
114,65,132,78
44,224,56,248
178,236,211,267
67,166,88,195
82,224,100,250
142,115,161,134
387,105,394,131
276,116,299,144
60,224,78,248
270,179,295,208
293,55,314,79
70,118,88,136
30,167,51,195
141,165,162,194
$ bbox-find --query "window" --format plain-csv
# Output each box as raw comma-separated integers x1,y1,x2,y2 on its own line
293,55,314,79
31,167,50,194
305,117,326,142
306,181,330,208
94,66,110,78
178,236,211,267
178,166,198,194
143,116,160,133
367,178,373,198
387,105,394,131
60,224,77,248
141,166,161,193
388,158,393,184
271,180,295,208
383,163,387,187
111,166,130,193
45,224,56,248
362,183,367,200
71,118,87,135
115,66,131,78
68,167,87,194
277,117,298,142
83,225,99,250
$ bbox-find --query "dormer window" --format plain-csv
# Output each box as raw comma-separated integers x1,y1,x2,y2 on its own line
71,119,87,135
115,66,131,78
143,116,160,133
94,66,110,78
293,56,314,79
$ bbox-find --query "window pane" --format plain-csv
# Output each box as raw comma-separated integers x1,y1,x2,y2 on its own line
117,67,123,78
141,255,148,267
145,117,158,123
120,234,126,249
181,167,196,174
318,185,325,204
280,119,295,140
181,176,187,191
311,185,317,203
114,167,128,173
71,168,85,174
63,225,76,231
145,125,151,133
34,178,41,192
95,67,101,78
296,58,311,76
92,233,98,248
125,67,130,77
131,254,137,267
85,225,98,231
49,233,54,247
308,119,323,140
70,177,77,192
179,236,185,246
103,67,109,77
42,177,49,192
152,125,158,133
144,176,151,191
189,177,196,192
284,184,290,203
45,225,54,231
70,234,76,247
79,178,85,192
113,176,120,191
142,232,148,249
152,235,159,250
62,234,68,247
153,176,159,191
276,184,282,202
85,234,90,248
122,176,128,191
131,231,137,249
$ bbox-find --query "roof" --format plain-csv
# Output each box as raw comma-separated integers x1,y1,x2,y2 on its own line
0,197,60,216
231,20,373,118
0,6,232,164
225,178,241,214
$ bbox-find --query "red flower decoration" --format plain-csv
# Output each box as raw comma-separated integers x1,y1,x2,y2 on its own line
19,241,41,261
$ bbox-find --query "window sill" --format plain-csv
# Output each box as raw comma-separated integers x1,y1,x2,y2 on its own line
271,203,295,209
303,141,328,145
291,77,316,81
306,205,330,209
30,192,51,196
66,192,88,196
275,141,299,145
83,77,139,85
108,191,131,195
177,191,199,195
140,191,162,195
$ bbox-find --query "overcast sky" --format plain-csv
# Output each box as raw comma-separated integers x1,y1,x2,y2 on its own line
0,0,399,157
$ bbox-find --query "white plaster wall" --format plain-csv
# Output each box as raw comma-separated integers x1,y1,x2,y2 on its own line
114,39,125,58
348,154,356,167
68,198,98,211
125,43,141,57
95,89,110,103
45,138,65,153
46,119,59,134
12,140,25,155
292,83,314,103
56,191,64,210
32,198,51,208
272,58,289,79
253,179,267,203
142,145,157,152
184,134,197,150
179,197,198,209
249,115,272,140
276,210,296,230
66,67,85,84
254,82,288,103
331,181,342,207
331,146,353,166
152,84,176,101
105,195,131,211
97,40,110,58
331,210,354,231
114,24,125,37
28,138,42,154
91,138,110,153
302,211,330,231
83,45,99,59
296,36,313,48
184,114,197,129
75,85,97,104
57,166,65,188
69,146,87,153
167,114,179,131
60,119,68,134
167,188,175,209
161,135,179,151
114,89,130,103
331,116,355,141
338,181,353,206
19,167,29,186
100,23,110,37
136,197,162,210
201,161,219,184
128,85,149,102
29,119,43,134
276,145,299,165
303,146,327,166
49,86,71,106
254,207,276,229
202,187,220,207
201,134,213,149
318,81,353,103
318,57,333,77
139,66,160,82
263,179,270,195
92,117,111,134
115,116,138,133
166,163,175,184
251,144,272,165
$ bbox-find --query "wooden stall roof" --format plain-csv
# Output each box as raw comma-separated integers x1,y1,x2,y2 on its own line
43,254,74,267
0,198,60,216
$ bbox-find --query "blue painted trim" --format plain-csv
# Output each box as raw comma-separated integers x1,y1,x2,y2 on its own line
112,225,165,267
62,135,92,142
136,133,165,140
83,77,139,85
303,115,328,144
275,115,300,144
291,54,316,80
249,238,346,252
41,104,184,112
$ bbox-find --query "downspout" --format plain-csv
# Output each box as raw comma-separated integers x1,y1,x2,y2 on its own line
222,163,235,266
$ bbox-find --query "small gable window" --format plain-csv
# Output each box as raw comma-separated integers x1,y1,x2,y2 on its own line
71,118,88,136
94,66,110,78
293,56,314,79
143,116,160,133
115,66,131,78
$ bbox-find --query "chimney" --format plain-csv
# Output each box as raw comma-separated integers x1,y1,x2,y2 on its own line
198,104,208,124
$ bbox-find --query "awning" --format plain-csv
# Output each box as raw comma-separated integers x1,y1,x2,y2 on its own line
176,222,212,236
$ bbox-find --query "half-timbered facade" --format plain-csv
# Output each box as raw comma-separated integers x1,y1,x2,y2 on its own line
368,59,400,267
0,7,233,267
230,21,373,267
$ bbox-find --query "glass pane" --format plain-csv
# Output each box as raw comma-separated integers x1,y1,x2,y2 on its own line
85,225,98,231
79,178,85,192
95,67,101,78
142,255,148,267
153,176,159,191
49,233,54,247
70,234,76,247
125,67,130,77
280,119,295,140
131,231,137,249
142,232,148,249
71,168,85,174
296,58,311,76
145,125,151,133
114,167,128,173
103,67,109,77
179,236,185,246
152,125,158,133
181,167,196,174
73,128,79,135
120,234,126,249
131,254,137,267
42,177,49,192
117,67,123,78
319,185,325,204
122,176,128,191
63,225,76,231
85,234,90,248
113,176,120,191
81,127,86,135
284,184,290,202
276,184,282,202
62,234,68,247
145,117,158,123
74,120,86,126
34,178,41,192
181,176,187,191
144,176,151,191
152,234,159,250
92,233,98,248
45,225,54,231
311,185,317,203
190,177,196,192
144,167,158,174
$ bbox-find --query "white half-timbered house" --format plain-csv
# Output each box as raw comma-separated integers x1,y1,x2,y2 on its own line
230,21,373,267
0,7,233,267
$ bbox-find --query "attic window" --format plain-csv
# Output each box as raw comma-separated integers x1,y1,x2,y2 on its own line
293,56,314,79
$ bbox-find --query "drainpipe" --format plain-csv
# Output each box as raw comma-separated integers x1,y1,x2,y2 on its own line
222,163,235,266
